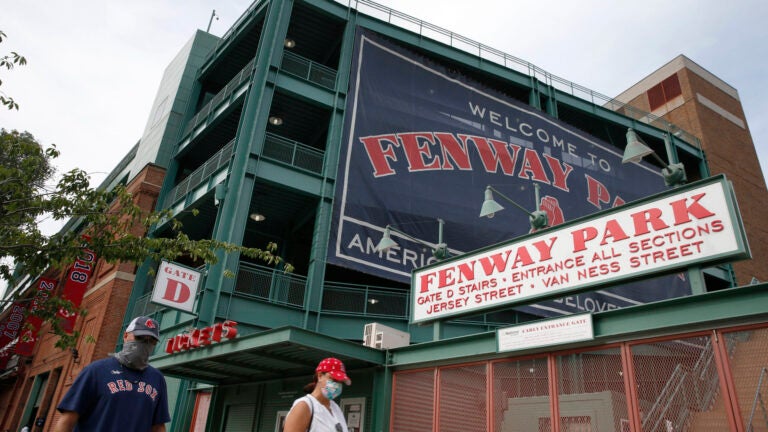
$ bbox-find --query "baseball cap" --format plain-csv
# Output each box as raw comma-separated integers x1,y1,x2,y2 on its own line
126,316,160,341
316,357,351,385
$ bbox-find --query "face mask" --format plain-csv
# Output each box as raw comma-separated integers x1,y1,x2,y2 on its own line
116,340,154,370
322,379,343,400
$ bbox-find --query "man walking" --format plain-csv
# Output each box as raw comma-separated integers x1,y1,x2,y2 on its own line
54,316,170,432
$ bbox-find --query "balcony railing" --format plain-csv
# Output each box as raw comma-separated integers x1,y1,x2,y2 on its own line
132,261,511,330
235,262,308,307
281,51,337,90
164,139,235,209
322,282,408,318
263,132,325,175
182,58,255,139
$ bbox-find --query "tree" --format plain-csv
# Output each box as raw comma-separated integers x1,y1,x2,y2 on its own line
0,129,292,348
0,30,26,110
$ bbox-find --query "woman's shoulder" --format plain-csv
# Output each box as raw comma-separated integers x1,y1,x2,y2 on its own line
292,394,315,409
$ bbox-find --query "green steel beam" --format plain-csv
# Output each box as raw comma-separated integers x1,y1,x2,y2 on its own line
152,326,386,370
199,0,294,327
274,73,337,106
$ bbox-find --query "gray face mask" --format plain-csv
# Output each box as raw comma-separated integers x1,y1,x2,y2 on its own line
116,340,154,370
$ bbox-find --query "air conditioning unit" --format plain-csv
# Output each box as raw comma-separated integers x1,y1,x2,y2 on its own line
363,323,410,349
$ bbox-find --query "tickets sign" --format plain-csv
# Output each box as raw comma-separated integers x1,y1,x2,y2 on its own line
411,175,749,323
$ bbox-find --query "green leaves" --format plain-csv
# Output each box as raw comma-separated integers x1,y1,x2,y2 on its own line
0,29,26,110
2,129,292,349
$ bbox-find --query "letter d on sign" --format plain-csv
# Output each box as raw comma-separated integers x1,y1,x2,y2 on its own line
163,280,191,304
151,261,201,313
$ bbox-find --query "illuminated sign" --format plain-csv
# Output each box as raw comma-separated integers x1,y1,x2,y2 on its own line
412,175,749,323
165,320,238,354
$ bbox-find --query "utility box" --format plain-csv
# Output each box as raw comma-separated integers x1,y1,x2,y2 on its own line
363,323,410,349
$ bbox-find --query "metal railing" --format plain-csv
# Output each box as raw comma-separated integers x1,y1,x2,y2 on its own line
281,51,337,90
164,139,235,209
263,132,325,174
322,282,408,318
235,262,308,307
334,0,701,149
182,58,255,138
642,364,693,432
747,367,768,432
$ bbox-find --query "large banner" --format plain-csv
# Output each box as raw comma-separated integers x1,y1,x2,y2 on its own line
328,29,690,317
0,301,27,369
15,278,57,356
57,241,97,333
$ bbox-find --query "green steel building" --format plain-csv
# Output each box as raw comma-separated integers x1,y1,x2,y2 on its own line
62,0,768,431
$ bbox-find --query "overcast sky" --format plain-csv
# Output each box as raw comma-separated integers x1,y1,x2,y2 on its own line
1,0,766,214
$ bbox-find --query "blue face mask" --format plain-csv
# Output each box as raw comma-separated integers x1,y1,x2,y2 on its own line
322,379,343,400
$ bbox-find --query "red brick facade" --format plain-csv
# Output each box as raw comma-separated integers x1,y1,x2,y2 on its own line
615,56,768,286
0,164,165,432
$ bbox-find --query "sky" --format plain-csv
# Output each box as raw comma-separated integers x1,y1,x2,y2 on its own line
1,0,767,215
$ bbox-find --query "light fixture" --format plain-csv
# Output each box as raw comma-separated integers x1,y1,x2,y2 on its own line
284,38,296,48
249,213,266,222
368,298,379,305
268,116,283,126
623,128,686,187
214,183,227,206
480,184,548,231
375,218,448,260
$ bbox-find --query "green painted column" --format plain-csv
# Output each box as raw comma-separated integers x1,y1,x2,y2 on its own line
197,0,295,327
370,364,393,432
302,14,357,330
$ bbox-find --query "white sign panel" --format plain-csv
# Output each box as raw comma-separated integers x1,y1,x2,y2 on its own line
151,261,201,313
411,175,748,323
498,313,593,352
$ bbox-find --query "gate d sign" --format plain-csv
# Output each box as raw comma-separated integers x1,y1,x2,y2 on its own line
151,261,201,313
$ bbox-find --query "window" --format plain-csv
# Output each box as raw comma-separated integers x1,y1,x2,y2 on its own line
647,74,682,111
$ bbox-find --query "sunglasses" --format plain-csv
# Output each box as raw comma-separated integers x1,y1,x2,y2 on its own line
335,423,343,432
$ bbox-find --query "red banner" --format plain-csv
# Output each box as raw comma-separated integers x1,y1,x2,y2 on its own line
15,278,57,357
57,241,97,333
0,301,27,369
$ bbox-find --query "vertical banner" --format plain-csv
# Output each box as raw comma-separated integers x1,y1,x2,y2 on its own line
0,301,27,369
57,241,97,333
15,278,57,357
327,29,690,317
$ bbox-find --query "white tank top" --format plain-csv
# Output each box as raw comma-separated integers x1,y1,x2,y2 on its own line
291,394,349,432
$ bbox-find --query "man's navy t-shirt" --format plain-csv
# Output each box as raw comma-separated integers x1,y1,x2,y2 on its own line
58,356,170,431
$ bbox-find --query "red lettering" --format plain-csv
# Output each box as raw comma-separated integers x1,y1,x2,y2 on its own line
600,219,629,245
572,227,598,252
585,175,611,209
222,320,238,339
478,252,511,276
471,136,520,175
398,132,441,172
434,133,471,170
518,148,550,183
162,280,191,304
543,154,573,192
631,207,669,236
670,193,715,225
211,323,223,342
360,134,399,177
419,272,436,293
